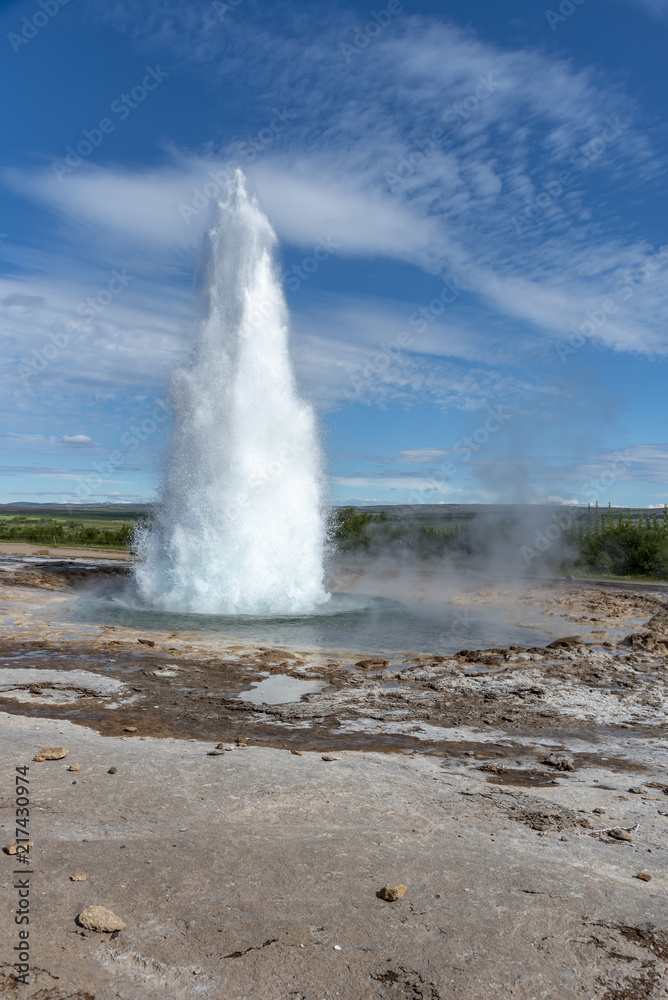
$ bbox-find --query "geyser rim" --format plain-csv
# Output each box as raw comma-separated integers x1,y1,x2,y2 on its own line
62,589,404,627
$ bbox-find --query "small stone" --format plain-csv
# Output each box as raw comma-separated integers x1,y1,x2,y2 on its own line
561,836,568,842
608,828,634,842
593,807,606,814
543,753,575,772
628,786,644,794
637,872,652,882
355,657,389,670
480,763,507,774
78,905,126,933
291,750,303,756
107,767,117,774
137,638,155,647
379,884,407,901
123,727,137,733
68,764,80,772
35,746,68,761
3,841,33,855
70,873,87,881
235,737,249,746
207,750,225,755
321,755,340,761
215,743,232,750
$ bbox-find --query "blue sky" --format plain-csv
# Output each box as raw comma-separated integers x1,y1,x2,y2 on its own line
1,0,667,507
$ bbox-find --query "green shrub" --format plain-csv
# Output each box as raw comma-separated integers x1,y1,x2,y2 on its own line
569,504,668,579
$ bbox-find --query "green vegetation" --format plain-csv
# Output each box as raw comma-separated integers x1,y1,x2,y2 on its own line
568,503,668,580
2,502,666,580
330,506,471,558
332,503,668,581
0,507,146,550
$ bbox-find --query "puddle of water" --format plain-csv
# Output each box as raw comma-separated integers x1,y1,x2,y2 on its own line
237,674,325,706
0,668,126,697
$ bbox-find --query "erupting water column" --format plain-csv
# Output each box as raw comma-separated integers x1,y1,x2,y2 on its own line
134,170,330,615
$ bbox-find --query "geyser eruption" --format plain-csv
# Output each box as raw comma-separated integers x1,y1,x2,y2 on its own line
134,171,329,615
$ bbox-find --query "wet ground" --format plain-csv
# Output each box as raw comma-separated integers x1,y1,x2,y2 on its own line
1,558,667,998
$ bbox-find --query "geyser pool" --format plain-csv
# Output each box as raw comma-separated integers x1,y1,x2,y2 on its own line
134,170,328,616
65,588,559,657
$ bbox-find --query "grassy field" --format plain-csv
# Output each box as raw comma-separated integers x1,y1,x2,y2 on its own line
0,505,148,550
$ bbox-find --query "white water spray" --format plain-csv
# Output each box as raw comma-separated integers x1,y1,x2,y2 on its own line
134,171,329,615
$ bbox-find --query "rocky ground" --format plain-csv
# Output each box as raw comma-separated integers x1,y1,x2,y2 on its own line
0,559,667,999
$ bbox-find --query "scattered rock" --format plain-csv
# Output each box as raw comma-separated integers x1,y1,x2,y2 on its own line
137,638,155,647
123,726,137,733
68,764,80,772
607,828,634,842
34,746,68,761
207,750,225,756
629,786,644,794
379,884,407,901
321,755,339,761
70,873,87,881
560,836,568,842
542,753,575,772
546,636,582,649
107,767,117,774
3,841,33,855
637,872,652,882
215,743,233,751
480,763,507,775
291,750,303,756
593,807,606,814
77,905,126,933
355,657,389,670
235,737,249,746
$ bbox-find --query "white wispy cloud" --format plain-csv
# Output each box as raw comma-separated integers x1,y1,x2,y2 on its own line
6,10,666,364
1,0,666,507
397,449,452,464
